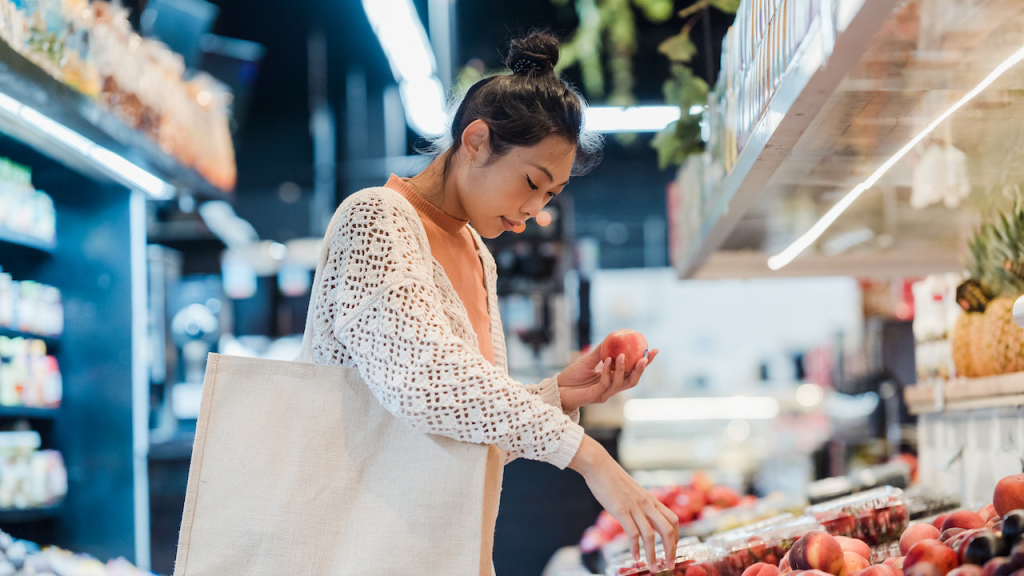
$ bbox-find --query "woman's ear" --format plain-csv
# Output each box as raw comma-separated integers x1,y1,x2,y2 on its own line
460,119,491,163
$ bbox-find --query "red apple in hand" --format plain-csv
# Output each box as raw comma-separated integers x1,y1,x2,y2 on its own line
600,330,649,372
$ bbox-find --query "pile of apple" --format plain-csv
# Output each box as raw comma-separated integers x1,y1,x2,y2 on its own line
739,473,1024,576
582,472,753,556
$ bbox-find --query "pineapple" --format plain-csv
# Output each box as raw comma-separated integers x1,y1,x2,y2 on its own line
951,223,997,376
951,312,979,377
983,199,1024,375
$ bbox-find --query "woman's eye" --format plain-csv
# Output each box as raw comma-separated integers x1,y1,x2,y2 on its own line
547,191,557,198
526,175,539,190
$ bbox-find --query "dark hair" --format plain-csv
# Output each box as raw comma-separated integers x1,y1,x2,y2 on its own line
432,31,603,182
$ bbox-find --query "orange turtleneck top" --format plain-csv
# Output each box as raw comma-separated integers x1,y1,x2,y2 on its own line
385,174,495,365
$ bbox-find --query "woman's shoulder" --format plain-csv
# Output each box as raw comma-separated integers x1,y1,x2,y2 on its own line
340,186,411,213
329,185,425,245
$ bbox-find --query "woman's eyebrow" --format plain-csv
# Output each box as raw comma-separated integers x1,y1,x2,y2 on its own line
527,162,570,186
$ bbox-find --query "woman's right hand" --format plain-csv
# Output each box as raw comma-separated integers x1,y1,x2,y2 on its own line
569,435,679,570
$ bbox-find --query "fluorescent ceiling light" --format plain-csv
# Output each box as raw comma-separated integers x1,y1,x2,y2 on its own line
624,396,780,422
362,0,436,81
767,44,1024,271
585,106,682,133
399,76,448,137
0,90,175,200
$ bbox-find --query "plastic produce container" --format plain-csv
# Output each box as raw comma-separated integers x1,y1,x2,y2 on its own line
708,515,825,576
606,541,714,576
805,486,910,546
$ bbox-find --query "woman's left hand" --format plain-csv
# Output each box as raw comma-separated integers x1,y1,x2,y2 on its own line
556,347,659,413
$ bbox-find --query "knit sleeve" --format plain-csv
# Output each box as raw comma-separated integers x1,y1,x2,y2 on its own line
524,377,581,425
321,191,584,469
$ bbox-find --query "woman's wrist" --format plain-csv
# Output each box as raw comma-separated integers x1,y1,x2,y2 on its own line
568,435,605,476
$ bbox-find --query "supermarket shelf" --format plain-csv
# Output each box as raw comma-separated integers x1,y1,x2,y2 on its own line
0,327,59,349
0,228,55,253
0,504,62,524
676,0,900,278
0,406,59,420
0,40,229,201
905,372,1024,414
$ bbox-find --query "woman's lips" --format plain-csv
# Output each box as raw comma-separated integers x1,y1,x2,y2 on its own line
501,216,522,231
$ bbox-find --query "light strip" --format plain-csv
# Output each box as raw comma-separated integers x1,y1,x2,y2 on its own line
362,0,447,137
768,44,1024,270
623,396,780,422
585,106,683,133
0,91,176,199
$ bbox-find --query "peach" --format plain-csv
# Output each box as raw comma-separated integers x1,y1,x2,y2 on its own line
994,474,1024,518
841,551,871,576
885,558,907,570
600,329,649,373
790,532,845,576
780,554,791,572
942,512,987,532
934,515,951,531
977,505,998,524
948,567,983,576
836,537,872,560
743,563,781,576
904,539,959,576
903,524,943,555
941,529,966,543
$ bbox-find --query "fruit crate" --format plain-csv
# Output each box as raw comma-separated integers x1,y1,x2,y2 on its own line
707,515,824,576
805,487,909,546
605,541,714,576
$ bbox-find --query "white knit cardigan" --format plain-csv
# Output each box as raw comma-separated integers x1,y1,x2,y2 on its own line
311,186,584,468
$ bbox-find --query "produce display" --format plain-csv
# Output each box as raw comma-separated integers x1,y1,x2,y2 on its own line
581,473,754,574
752,473,1024,576
806,487,911,546
709,515,825,576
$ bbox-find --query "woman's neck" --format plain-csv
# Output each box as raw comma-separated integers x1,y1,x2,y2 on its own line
407,153,468,220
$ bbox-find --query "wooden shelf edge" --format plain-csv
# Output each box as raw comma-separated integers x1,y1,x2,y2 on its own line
905,372,1024,414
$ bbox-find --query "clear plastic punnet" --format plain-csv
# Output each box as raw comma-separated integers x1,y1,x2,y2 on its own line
606,540,714,576
708,515,825,576
805,486,910,546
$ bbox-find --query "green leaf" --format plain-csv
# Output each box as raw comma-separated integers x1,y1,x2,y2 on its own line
662,64,709,108
632,0,674,22
658,33,697,63
708,0,740,13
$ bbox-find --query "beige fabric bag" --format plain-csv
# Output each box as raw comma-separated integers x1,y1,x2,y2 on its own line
173,206,498,576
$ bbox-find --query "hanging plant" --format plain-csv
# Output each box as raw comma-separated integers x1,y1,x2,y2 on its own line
551,0,738,168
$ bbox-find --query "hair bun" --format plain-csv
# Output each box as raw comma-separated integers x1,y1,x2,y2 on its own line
506,31,560,75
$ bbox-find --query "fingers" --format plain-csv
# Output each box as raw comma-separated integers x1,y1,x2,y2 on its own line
647,349,659,365
633,508,659,570
649,499,680,566
621,515,642,563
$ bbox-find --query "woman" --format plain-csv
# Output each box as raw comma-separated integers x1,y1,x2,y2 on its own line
310,31,679,572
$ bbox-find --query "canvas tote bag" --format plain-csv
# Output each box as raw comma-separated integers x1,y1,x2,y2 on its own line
173,204,498,575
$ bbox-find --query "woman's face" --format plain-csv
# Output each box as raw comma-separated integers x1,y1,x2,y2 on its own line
458,133,576,239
